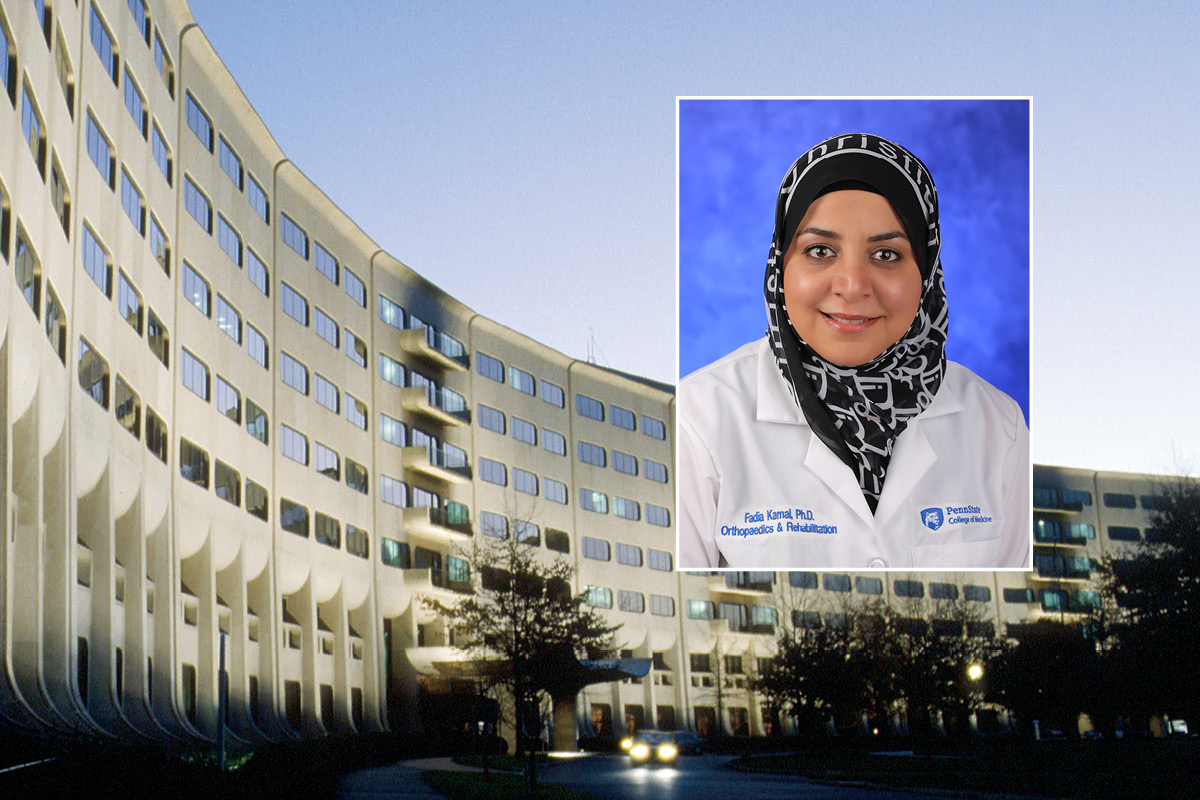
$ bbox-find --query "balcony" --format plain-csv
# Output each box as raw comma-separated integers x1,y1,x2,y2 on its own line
403,444,472,484
402,566,473,595
403,505,473,541
710,572,774,595
400,328,468,372
400,385,470,427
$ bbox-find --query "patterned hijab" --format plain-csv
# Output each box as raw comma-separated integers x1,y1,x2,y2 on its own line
763,133,948,513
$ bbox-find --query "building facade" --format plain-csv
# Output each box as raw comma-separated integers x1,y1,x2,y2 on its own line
0,0,1177,747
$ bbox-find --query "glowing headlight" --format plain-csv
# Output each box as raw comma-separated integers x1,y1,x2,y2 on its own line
630,743,650,759
620,737,633,751
657,743,678,760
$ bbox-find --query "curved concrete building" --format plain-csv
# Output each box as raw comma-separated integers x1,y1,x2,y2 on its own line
0,0,1177,748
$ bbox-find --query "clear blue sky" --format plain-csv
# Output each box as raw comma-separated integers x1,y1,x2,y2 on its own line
189,0,1200,478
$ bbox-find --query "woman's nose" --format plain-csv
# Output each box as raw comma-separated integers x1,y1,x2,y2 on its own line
831,254,871,300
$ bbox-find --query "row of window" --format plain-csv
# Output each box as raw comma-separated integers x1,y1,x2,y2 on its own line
1002,586,1100,613
178,438,271,521
584,586,676,617
574,392,667,440
786,571,993,602
377,294,465,363
580,537,674,570
276,497,369,558
183,174,272,300
683,601,778,632
1033,519,1096,544
178,347,269,444
8,223,68,363
78,337,167,461
185,93,270,227
477,459,670,527
576,440,669,483
1102,491,1170,511
1107,525,1169,543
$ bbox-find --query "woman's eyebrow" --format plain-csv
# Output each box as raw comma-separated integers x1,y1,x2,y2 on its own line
867,231,908,243
796,226,841,239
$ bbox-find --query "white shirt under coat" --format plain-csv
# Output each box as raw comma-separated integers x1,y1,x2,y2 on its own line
678,339,1031,570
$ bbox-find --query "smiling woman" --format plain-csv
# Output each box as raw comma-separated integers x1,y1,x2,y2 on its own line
677,129,1031,571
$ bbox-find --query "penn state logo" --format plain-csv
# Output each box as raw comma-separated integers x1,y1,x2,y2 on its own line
921,507,944,531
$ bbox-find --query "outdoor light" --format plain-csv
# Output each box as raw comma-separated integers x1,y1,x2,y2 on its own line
658,743,678,760
968,663,984,681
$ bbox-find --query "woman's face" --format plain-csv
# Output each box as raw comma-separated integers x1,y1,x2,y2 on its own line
782,190,923,367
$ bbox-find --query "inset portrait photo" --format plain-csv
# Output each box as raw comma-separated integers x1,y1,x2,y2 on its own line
676,97,1031,571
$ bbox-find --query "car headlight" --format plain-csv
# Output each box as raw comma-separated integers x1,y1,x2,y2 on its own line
657,743,678,760
620,737,633,751
630,743,650,759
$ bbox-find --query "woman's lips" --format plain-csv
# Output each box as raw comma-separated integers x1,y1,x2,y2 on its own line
820,311,881,333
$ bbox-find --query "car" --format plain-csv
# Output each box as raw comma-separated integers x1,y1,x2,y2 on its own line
665,730,707,755
626,732,679,766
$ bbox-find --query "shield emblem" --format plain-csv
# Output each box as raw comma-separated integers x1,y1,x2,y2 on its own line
921,507,944,531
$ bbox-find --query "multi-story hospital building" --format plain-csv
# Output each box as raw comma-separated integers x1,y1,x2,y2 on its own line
0,0,1175,746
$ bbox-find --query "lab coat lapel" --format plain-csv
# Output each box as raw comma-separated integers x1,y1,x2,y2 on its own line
804,437,876,527
873,421,936,530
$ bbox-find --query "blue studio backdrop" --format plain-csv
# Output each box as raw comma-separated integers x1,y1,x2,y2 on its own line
678,98,1030,423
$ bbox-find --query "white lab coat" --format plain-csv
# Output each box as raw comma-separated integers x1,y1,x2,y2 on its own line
678,339,1031,570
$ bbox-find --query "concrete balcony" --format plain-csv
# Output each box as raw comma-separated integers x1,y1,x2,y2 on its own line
402,566,473,596
403,505,473,542
402,445,472,484
709,572,775,596
400,385,470,427
400,328,468,373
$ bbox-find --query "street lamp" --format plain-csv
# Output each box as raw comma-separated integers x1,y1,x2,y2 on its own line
967,663,984,682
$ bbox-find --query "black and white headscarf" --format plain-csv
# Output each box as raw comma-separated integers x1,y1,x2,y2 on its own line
764,133,948,513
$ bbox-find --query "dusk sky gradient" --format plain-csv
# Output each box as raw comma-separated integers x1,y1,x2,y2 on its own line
189,0,1200,478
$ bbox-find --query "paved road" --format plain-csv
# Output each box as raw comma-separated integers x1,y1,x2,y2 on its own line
338,753,957,800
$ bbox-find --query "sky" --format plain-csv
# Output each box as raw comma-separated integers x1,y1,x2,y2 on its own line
187,0,1200,478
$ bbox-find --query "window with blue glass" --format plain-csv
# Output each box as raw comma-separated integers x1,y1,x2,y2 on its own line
181,261,210,316
314,242,338,284
185,92,212,150
248,174,268,222
578,441,606,467
480,457,507,486
184,177,211,233
86,112,114,187
646,504,670,527
512,417,536,445
576,394,604,421
542,429,566,456
612,451,637,476
611,405,636,430
641,415,666,439
378,294,404,330
544,478,567,505
507,366,535,395
247,249,269,296
280,213,308,259
123,69,146,137
540,380,564,407
218,136,243,190
90,4,118,83
478,404,505,434
343,268,366,307
280,282,308,327
81,225,111,297
120,170,144,235
476,352,504,382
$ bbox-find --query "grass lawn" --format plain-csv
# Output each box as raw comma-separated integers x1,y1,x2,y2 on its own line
730,740,1199,800
424,769,606,800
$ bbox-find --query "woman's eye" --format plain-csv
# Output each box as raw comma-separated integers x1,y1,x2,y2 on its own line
874,248,901,263
804,244,835,259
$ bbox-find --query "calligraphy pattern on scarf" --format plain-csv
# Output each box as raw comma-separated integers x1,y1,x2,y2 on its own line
763,133,948,513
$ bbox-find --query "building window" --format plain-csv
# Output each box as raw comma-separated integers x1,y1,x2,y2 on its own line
149,215,169,273
247,249,269,295
580,489,608,514
379,414,406,447
152,123,171,184
0,15,11,107
50,156,70,236
218,136,243,189
215,461,240,506
650,595,675,617
611,405,636,431
21,85,46,177
15,230,41,316
123,69,146,137
180,349,209,400
185,93,212,150
928,582,958,600
513,468,538,496
1002,587,1035,604
535,379,564,407
544,478,567,505
381,538,409,569
720,602,748,632
472,353,502,383
855,576,883,595
379,475,406,507
576,394,604,421
81,226,112,298
344,329,367,368
314,242,338,284
687,600,714,620
894,579,924,598
343,267,365,307
182,261,210,316
479,457,507,486
648,549,672,571
962,584,991,602
345,394,367,430
347,526,369,559
280,424,308,465
377,294,404,330
55,28,74,117
45,283,67,364
314,443,340,481
280,213,308,258
480,511,507,539
507,366,535,395
215,376,240,423
514,520,540,546
179,439,208,487
582,536,610,561
212,295,241,343
512,417,536,445
279,353,308,395
585,586,613,609
641,416,666,439
114,377,140,438
578,441,606,467
246,399,268,444
379,353,406,388
246,324,268,369
246,479,268,521
644,460,668,483
346,459,368,495
147,310,169,367
314,308,339,348
478,404,505,434
618,591,645,613
145,407,167,463
184,177,211,232
248,174,268,222
823,573,851,593
546,528,570,553
616,543,642,567
613,496,640,521
89,4,119,83
542,429,566,456
1108,525,1140,542
1103,492,1136,509
280,499,308,537
85,112,114,188
613,451,637,475
313,373,339,413
217,216,242,265
280,282,308,326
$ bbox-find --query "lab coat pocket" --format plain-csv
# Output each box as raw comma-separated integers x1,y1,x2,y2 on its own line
909,535,1002,569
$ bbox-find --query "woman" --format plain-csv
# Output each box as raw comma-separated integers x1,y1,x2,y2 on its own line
678,132,1030,569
